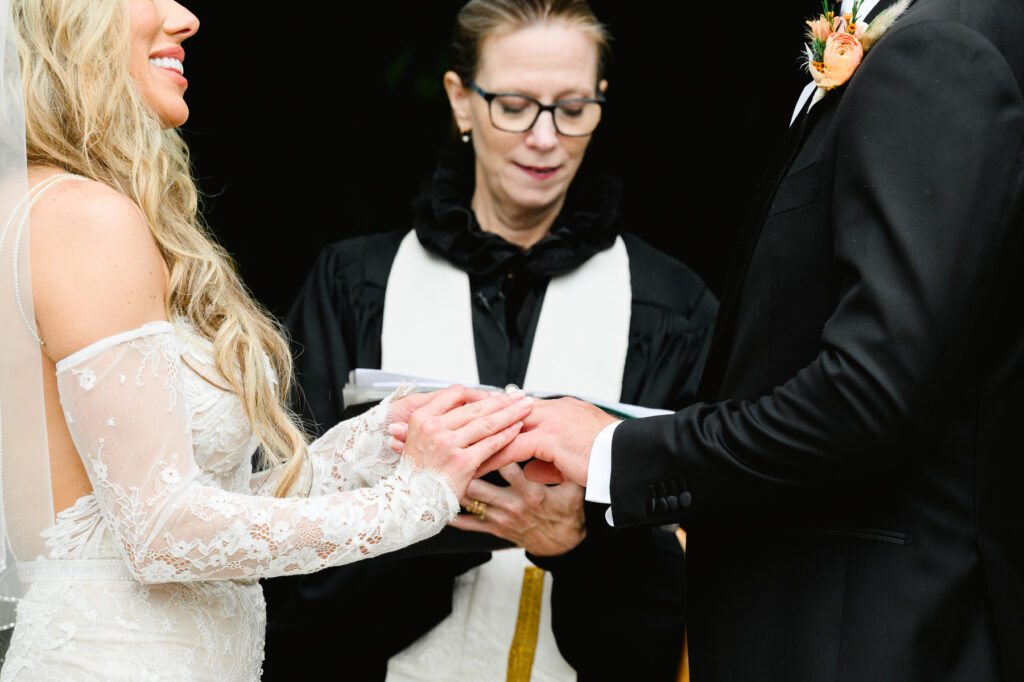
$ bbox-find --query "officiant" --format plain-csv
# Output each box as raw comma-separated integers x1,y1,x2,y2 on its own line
262,1,716,679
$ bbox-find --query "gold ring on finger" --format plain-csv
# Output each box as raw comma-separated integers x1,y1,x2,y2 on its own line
466,499,487,520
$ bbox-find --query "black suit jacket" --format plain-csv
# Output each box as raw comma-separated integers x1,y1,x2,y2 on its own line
610,1,1024,679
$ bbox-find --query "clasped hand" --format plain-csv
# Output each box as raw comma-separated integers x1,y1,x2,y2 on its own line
390,391,618,555
452,463,586,556
386,385,532,499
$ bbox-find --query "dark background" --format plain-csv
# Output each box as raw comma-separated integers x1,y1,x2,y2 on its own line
181,3,816,318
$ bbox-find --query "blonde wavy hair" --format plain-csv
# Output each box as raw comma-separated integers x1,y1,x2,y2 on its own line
13,0,307,496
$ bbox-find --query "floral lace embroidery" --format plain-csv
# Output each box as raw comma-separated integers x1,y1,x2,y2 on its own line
0,326,458,681
59,331,457,583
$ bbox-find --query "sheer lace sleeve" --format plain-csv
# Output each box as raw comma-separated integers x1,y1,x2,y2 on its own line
249,394,405,498
56,325,458,583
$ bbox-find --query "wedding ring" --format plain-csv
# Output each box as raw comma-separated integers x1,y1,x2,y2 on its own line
466,499,487,520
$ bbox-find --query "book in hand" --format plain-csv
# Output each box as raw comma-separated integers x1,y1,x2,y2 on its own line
344,368,672,420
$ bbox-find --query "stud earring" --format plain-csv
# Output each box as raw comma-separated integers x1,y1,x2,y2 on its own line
461,130,472,144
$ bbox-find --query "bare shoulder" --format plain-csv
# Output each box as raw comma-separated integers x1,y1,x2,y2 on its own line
29,175,170,362
32,176,142,228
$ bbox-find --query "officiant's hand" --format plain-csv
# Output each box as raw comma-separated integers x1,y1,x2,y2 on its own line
390,386,534,498
452,463,586,556
479,397,619,487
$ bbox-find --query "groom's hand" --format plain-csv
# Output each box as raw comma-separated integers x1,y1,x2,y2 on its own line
478,397,618,487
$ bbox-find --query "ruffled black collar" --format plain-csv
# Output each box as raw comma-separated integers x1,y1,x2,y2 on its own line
413,147,623,278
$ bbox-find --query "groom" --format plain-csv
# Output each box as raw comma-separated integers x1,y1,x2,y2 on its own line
490,0,1024,678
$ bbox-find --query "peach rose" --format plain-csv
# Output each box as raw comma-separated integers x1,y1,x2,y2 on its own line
805,16,832,42
810,32,864,89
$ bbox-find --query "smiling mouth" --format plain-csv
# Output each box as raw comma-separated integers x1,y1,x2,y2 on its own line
149,57,184,76
514,162,560,179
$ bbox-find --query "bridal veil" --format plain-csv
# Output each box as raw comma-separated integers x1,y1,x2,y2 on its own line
0,0,54,630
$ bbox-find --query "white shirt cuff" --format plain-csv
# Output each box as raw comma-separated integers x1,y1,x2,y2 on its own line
585,421,620,525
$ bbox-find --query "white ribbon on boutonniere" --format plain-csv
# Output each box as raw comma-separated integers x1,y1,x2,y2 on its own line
790,0,913,125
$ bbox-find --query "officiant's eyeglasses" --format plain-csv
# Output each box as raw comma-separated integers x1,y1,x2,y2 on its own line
468,82,604,137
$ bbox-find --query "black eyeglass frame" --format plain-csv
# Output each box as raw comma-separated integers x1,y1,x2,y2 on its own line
467,81,605,137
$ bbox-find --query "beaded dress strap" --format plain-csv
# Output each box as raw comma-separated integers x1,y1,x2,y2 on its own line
0,173,89,345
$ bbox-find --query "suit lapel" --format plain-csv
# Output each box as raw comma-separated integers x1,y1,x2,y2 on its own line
697,0,909,398
697,100,827,397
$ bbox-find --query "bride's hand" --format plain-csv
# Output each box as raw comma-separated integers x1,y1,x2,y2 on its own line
392,385,533,498
387,387,511,449
388,387,494,430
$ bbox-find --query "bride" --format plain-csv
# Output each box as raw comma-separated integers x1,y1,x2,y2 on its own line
0,0,531,679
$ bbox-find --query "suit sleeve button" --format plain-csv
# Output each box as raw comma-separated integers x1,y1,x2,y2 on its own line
647,498,656,514
667,495,679,512
656,497,669,513
679,492,693,508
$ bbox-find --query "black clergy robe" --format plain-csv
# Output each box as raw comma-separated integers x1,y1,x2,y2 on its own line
262,150,717,681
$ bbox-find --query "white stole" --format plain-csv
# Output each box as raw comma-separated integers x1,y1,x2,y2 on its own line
382,230,631,397
381,232,480,385
382,230,631,681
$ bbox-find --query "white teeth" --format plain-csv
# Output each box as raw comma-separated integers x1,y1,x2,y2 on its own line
149,57,184,75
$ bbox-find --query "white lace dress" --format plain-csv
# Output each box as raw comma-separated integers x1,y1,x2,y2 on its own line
0,322,459,681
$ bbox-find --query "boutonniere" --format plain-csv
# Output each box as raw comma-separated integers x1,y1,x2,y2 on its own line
803,0,912,110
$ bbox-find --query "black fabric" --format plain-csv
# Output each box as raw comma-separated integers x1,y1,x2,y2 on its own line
262,151,717,681
414,147,622,279
526,503,687,682
609,1,1024,679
